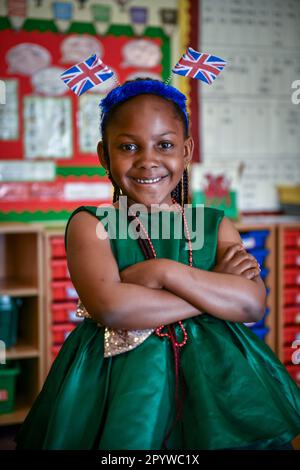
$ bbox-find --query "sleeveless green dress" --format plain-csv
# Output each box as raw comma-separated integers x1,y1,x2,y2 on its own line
16,206,300,450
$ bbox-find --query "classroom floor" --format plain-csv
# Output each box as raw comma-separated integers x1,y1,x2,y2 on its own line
0,425,299,450
0,425,18,450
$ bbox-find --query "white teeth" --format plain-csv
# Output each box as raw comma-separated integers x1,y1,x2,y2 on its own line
135,177,162,184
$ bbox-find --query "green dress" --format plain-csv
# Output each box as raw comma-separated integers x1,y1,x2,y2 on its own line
16,205,300,450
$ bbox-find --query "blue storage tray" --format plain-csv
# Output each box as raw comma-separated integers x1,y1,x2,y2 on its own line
241,230,269,250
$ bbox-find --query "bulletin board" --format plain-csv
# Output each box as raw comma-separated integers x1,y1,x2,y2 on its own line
0,19,172,221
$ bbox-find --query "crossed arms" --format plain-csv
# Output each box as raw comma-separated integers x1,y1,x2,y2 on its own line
66,212,266,330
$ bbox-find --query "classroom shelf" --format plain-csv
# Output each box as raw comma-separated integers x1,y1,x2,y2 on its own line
44,228,82,371
6,344,40,360
0,283,39,297
0,224,45,425
0,403,31,426
235,221,276,352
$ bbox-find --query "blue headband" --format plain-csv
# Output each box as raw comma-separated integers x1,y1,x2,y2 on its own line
100,80,189,135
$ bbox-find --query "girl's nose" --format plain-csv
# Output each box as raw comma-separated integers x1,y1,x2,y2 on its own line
135,148,160,169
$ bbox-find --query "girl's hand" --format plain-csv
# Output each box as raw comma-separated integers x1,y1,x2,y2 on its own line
119,259,167,289
213,243,261,280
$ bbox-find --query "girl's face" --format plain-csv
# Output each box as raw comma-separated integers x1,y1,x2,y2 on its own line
98,94,193,208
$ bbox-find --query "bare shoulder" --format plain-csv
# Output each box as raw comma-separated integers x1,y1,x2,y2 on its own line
218,216,242,244
66,209,120,315
66,210,108,249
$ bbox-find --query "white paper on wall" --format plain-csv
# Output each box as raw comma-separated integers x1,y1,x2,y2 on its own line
0,160,56,181
199,0,300,212
64,182,112,201
0,79,18,140
24,96,72,158
79,93,105,153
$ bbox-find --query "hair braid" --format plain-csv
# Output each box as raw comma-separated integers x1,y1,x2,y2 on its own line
183,167,189,205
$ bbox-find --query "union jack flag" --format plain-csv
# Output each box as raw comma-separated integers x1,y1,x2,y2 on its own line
60,54,114,96
172,47,226,85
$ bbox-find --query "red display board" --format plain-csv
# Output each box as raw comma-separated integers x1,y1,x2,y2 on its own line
0,29,162,165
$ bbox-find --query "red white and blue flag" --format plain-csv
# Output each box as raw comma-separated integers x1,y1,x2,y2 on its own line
172,47,226,85
60,54,114,96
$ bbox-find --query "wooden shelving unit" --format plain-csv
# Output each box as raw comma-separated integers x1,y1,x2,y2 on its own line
43,224,80,373
1,216,299,430
235,220,277,352
0,223,45,425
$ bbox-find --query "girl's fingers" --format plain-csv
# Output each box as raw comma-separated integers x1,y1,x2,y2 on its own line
243,268,261,280
236,259,260,274
223,243,244,261
231,252,260,269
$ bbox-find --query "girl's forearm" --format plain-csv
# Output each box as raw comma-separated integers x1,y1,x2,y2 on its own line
95,282,201,330
163,260,266,323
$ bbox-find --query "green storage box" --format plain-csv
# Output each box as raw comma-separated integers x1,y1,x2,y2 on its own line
0,296,22,348
0,362,20,414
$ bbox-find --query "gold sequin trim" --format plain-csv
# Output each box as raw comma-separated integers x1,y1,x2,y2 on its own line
76,299,92,319
76,299,154,357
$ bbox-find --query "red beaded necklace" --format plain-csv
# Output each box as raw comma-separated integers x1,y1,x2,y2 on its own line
128,197,192,345
128,196,192,448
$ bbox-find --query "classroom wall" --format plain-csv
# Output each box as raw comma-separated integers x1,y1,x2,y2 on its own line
197,0,300,213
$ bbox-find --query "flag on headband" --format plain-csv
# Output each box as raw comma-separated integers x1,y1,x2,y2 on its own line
172,47,226,85
60,54,114,96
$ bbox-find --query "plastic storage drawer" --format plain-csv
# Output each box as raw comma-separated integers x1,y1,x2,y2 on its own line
0,296,21,348
51,259,69,280
284,230,300,248
283,346,300,364
51,281,78,301
283,306,300,325
0,362,20,414
52,302,82,323
284,249,300,267
52,324,76,344
284,346,293,364
283,326,300,344
241,230,269,250
284,288,300,305
50,237,66,259
247,248,269,267
284,268,300,286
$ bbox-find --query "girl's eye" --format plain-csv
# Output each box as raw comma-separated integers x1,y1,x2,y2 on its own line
159,142,174,150
120,143,138,152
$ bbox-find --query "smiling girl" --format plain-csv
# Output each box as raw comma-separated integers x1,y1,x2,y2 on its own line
16,79,300,450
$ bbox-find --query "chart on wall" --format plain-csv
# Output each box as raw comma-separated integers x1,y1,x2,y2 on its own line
197,0,300,212
0,24,170,220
